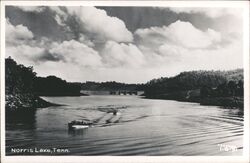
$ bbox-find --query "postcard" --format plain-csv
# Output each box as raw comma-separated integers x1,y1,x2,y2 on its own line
1,1,249,163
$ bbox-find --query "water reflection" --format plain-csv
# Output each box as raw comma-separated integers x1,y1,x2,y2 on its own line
6,109,37,130
6,96,244,156
68,128,89,136
219,106,244,117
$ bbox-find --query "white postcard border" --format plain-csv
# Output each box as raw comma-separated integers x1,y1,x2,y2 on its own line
1,1,249,163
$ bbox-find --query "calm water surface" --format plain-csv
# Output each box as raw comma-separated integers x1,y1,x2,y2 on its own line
6,95,243,155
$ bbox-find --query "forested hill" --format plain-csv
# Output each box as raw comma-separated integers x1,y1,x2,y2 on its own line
145,69,243,95
5,57,243,109
5,57,81,111
5,57,53,111
144,69,243,108
34,76,81,96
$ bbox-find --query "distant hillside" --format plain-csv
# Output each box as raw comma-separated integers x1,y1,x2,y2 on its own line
144,69,243,108
6,57,243,109
145,69,243,95
81,81,145,91
225,69,243,81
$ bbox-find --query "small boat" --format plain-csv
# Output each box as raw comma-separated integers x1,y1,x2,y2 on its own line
68,120,93,130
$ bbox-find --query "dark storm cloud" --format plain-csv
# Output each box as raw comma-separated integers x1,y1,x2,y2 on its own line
98,7,214,32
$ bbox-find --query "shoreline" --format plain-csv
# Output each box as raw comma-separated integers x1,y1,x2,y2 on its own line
5,94,60,113
5,92,243,117
144,94,243,109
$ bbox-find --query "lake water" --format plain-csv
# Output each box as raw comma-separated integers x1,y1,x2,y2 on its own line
6,95,244,155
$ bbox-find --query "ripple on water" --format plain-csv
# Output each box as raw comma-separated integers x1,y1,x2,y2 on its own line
6,96,244,156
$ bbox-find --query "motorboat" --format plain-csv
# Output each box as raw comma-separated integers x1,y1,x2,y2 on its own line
68,120,93,130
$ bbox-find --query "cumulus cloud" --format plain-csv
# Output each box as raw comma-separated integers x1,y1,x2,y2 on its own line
6,45,47,65
16,6,45,13
49,7,68,27
5,6,243,83
133,19,242,72
158,44,183,58
101,41,145,67
135,20,221,49
78,34,94,47
6,19,34,45
51,7,133,43
49,40,102,67
168,7,243,45
6,18,102,68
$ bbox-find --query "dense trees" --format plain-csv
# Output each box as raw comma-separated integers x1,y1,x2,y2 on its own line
144,70,243,97
201,80,244,98
34,76,81,96
6,57,81,97
81,81,145,91
6,57,244,109
5,57,36,95
144,69,243,108
5,57,53,110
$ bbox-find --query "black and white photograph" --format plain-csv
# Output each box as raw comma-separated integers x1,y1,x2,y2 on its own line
1,1,249,163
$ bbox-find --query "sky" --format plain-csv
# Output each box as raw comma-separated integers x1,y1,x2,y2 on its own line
5,6,243,83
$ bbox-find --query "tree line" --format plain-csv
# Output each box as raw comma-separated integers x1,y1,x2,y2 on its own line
5,57,36,95
201,80,243,98
81,81,145,91
6,57,243,99
144,70,243,97
6,57,81,96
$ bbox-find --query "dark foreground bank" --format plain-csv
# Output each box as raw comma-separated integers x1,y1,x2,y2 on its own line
5,57,66,114
6,94,57,112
